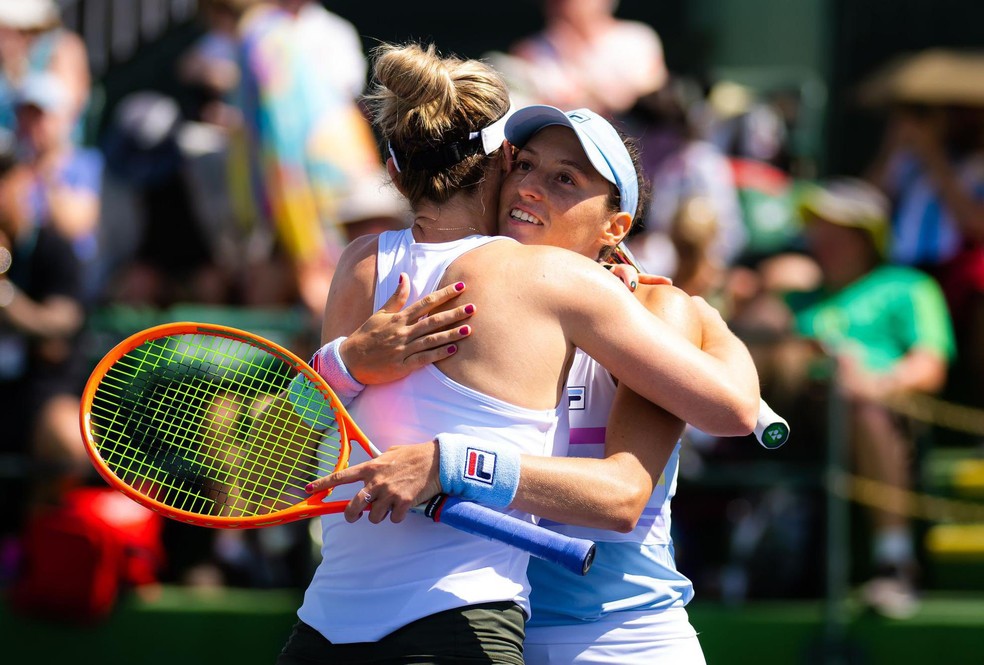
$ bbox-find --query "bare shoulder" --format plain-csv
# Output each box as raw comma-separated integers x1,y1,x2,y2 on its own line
452,239,596,282
634,284,701,346
337,234,379,279
321,234,380,340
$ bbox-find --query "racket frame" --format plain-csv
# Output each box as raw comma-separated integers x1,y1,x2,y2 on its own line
80,321,365,529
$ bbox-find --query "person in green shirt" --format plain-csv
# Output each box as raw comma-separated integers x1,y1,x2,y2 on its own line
788,178,954,618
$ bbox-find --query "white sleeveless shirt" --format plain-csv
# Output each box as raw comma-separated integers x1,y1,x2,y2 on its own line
298,229,569,643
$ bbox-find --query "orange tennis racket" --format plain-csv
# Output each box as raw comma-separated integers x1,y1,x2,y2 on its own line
80,322,596,575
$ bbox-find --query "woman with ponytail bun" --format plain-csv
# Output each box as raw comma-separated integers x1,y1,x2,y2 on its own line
278,42,759,664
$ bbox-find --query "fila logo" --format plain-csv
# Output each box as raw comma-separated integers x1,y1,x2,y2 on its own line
465,448,496,485
568,386,585,410
568,112,591,124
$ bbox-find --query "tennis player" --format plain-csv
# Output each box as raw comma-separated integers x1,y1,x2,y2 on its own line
314,106,713,663
278,43,758,664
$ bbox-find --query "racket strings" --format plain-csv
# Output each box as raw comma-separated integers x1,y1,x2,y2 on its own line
88,333,344,518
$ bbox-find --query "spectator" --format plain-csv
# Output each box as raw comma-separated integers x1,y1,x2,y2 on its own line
0,138,87,540
0,0,90,143
177,0,245,130
100,92,225,308
14,71,103,303
626,80,747,291
508,0,667,117
234,0,383,318
746,178,955,618
866,103,984,411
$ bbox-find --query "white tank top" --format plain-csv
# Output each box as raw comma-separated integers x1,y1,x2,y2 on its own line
526,349,694,626
298,229,569,642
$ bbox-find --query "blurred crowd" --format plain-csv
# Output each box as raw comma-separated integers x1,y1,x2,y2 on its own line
0,0,981,623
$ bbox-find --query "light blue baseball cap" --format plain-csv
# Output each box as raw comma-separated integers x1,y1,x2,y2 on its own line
16,71,68,113
504,105,638,217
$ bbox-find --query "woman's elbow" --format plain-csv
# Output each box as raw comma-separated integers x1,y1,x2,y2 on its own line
708,392,759,437
608,485,652,533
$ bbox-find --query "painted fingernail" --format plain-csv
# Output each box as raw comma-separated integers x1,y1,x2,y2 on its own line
454,282,465,291
447,345,457,354
305,483,314,493
459,326,470,335
630,281,637,291
464,304,475,314
398,274,404,285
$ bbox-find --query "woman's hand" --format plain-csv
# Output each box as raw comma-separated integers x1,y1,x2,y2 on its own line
604,263,672,292
306,440,442,524
340,273,477,385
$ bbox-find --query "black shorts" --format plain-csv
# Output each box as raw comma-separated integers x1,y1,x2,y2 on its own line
277,601,526,665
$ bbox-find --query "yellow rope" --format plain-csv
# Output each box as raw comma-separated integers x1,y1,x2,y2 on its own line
830,469,984,522
881,392,984,437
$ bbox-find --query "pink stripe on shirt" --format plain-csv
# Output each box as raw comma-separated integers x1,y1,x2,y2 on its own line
570,427,607,446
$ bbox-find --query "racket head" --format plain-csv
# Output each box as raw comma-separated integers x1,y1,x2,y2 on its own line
80,322,366,528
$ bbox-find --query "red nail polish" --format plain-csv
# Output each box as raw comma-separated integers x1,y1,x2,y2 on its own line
464,304,475,314
398,274,404,285
305,483,314,493
454,282,465,291
459,326,470,335
447,345,457,354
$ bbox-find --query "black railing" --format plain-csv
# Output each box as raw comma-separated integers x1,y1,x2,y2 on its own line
57,0,198,77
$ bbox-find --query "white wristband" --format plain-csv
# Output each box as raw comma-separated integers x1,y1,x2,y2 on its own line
437,433,521,508
310,337,365,406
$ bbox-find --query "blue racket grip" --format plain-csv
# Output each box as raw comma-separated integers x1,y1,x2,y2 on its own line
421,494,596,576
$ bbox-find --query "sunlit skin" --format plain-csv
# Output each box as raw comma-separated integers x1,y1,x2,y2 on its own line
499,126,621,258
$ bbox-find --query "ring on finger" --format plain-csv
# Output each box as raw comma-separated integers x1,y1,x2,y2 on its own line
361,490,373,504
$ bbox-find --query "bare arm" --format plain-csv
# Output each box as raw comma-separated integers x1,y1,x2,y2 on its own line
312,286,696,531
320,235,379,343
48,31,91,127
838,347,949,402
45,184,100,242
510,285,694,530
0,286,83,338
549,248,759,435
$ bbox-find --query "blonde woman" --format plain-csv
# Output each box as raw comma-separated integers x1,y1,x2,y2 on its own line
279,43,758,664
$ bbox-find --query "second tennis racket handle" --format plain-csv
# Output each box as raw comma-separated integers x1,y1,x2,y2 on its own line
423,495,597,576
755,399,790,449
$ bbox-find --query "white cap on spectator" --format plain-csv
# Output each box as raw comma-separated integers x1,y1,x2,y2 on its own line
0,0,60,30
16,71,68,113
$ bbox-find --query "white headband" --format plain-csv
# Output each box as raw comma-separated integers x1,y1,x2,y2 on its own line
389,105,513,173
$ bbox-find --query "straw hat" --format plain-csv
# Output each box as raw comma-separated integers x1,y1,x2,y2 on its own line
858,49,984,107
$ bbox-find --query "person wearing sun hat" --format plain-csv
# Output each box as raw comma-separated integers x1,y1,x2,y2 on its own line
789,177,956,618
0,0,90,143
797,177,892,258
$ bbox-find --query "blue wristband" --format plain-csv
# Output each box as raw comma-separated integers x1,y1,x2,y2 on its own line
286,373,336,431
310,337,365,406
437,433,521,508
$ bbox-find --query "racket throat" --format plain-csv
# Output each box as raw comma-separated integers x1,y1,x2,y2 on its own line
421,494,449,522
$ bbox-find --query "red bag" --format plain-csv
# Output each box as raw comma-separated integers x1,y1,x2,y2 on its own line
9,487,163,622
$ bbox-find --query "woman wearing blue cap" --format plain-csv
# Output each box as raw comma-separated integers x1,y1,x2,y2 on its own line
279,43,757,664
312,105,714,664
501,105,708,664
